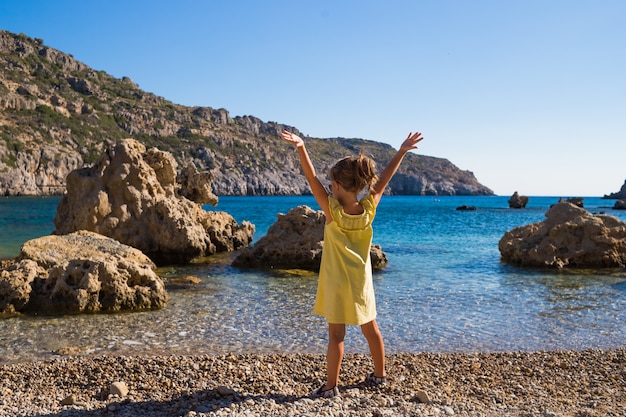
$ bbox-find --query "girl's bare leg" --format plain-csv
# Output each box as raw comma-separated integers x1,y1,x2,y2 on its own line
361,319,386,377
325,323,346,389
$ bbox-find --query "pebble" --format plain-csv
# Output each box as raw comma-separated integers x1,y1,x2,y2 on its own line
61,394,77,406
0,349,624,416
416,389,431,404
109,381,129,397
444,405,455,415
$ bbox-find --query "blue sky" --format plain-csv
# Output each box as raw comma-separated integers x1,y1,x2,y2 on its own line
1,0,625,196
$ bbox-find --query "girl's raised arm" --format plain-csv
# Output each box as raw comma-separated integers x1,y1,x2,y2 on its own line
280,130,331,218
371,131,424,205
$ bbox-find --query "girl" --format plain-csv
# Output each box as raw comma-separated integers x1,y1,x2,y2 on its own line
281,129,424,398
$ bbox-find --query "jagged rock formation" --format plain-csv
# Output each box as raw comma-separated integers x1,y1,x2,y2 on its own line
508,191,529,208
498,202,626,268
604,180,626,200
233,205,388,270
0,231,168,316
0,30,493,197
54,139,254,265
604,181,626,208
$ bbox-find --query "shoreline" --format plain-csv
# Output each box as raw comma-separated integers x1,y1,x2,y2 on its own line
1,349,624,417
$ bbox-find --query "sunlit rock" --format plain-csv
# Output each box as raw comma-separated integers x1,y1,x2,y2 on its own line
54,139,254,265
1,231,168,315
233,205,388,270
499,202,626,268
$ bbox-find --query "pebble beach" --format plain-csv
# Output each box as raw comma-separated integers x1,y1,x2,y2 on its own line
1,349,625,417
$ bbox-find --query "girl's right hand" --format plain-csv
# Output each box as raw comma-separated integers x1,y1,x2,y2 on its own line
280,130,304,148
400,131,424,152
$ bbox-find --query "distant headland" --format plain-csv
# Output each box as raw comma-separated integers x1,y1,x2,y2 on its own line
0,30,493,197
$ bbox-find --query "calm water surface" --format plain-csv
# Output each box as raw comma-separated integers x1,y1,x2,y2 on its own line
1,195,625,362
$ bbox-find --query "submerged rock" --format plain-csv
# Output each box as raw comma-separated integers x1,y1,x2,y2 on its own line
233,205,388,270
54,139,254,265
1,231,168,315
498,202,626,268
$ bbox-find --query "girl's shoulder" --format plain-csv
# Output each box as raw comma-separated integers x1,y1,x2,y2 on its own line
329,194,376,213
360,194,377,211
328,195,376,229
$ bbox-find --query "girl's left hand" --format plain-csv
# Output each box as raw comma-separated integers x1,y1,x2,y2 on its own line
280,130,304,148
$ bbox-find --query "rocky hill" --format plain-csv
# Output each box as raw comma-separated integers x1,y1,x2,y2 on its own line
0,30,494,197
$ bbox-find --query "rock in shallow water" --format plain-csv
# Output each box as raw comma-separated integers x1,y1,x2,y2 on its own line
0,231,168,315
53,138,254,265
499,201,626,268
233,205,388,270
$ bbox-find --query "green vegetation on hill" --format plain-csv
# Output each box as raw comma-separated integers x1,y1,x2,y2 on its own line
0,30,493,196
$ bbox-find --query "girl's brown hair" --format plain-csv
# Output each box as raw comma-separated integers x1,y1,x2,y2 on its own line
329,151,378,194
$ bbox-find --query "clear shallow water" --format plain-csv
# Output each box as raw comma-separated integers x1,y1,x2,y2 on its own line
1,195,625,362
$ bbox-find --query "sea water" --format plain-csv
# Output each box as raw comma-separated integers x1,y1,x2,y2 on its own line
1,195,625,362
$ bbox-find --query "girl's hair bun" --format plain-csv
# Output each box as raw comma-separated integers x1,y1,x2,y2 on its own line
330,151,378,193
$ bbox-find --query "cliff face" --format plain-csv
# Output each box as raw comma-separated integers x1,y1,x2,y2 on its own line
0,30,494,197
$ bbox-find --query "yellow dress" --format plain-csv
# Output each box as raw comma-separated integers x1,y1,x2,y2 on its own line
314,194,377,325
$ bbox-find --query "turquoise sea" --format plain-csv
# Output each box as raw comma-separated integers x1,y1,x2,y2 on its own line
1,195,625,363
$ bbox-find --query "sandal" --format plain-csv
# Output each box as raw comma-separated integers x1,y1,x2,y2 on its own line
363,372,387,387
311,384,340,398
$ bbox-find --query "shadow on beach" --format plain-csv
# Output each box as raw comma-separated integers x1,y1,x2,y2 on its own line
28,390,308,417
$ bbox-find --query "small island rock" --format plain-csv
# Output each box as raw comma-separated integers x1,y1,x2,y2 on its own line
508,191,529,209
560,197,584,208
614,199,626,210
